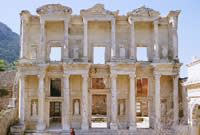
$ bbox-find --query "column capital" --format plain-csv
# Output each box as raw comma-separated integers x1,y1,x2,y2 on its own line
154,72,161,78
129,73,136,79
63,74,70,78
19,74,25,80
82,74,88,79
128,16,134,24
110,74,117,79
37,73,45,79
83,17,88,25
154,20,159,25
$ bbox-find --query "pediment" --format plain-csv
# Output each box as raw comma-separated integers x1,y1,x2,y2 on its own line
36,4,72,15
127,5,160,17
80,4,118,16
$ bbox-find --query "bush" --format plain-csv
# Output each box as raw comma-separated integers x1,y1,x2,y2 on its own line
0,89,9,97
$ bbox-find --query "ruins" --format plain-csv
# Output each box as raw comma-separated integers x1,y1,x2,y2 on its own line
8,3,189,135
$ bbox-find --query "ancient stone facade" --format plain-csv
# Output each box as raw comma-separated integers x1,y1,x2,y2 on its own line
11,3,184,135
184,57,200,135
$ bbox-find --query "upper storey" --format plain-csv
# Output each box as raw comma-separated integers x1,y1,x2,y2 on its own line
19,4,181,64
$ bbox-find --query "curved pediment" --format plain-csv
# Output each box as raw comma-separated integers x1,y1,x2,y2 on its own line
36,4,72,15
80,4,118,16
127,5,160,17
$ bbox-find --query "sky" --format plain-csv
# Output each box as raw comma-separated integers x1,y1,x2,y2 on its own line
0,0,200,77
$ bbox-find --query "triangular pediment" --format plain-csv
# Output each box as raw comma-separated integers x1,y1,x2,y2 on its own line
127,5,160,17
36,4,72,15
80,4,118,16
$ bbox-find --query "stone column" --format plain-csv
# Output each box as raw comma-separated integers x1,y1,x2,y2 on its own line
20,18,27,58
171,17,178,60
129,73,136,131
64,19,69,61
129,17,136,61
154,73,161,127
36,73,46,131
83,18,88,60
111,19,116,58
81,74,89,130
173,75,179,126
153,20,160,61
62,74,70,130
110,74,117,130
40,19,46,62
19,74,25,124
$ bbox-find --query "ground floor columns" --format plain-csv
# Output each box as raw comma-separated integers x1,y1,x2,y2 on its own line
19,74,25,124
62,74,70,130
154,73,161,128
129,73,136,130
110,74,118,130
36,73,46,131
173,74,179,126
81,74,89,130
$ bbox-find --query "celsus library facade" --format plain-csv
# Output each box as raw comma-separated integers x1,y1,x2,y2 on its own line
14,3,185,134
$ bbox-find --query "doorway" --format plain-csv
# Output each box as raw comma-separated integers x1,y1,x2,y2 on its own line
91,94,107,128
49,101,62,128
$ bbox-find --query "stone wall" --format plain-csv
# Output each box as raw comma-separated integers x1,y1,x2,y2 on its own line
0,70,16,110
0,108,18,135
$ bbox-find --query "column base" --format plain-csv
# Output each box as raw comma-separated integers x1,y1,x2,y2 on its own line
153,58,160,63
129,122,137,131
81,123,89,130
36,122,46,131
82,57,88,62
62,123,70,131
110,122,118,130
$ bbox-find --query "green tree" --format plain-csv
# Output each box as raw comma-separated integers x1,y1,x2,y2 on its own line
0,58,7,71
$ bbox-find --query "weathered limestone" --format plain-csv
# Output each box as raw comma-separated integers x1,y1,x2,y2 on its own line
10,4,184,135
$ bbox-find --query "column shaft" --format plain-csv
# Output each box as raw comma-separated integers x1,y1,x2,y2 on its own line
155,73,161,127
130,21,136,60
173,75,179,126
19,75,25,124
111,19,116,58
40,20,45,61
64,19,69,60
129,73,136,130
154,20,159,60
37,74,46,130
63,74,70,130
81,74,89,130
110,74,117,129
83,19,88,58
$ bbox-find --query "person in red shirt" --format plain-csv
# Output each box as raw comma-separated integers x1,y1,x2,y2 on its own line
70,128,75,135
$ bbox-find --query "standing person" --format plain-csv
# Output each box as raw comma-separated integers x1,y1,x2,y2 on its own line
70,128,75,135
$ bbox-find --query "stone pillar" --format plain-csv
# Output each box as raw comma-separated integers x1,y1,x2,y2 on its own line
20,18,27,58
154,73,161,127
64,19,69,61
40,19,46,62
153,20,160,61
129,73,136,131
62,74,70,130
83,18,88,60
129,17,136,61
110,74,118,130
173,75,179,126
19,74,25,124
81,74,89,130
171,17,178,61
36,73,46,131
111,19,116,58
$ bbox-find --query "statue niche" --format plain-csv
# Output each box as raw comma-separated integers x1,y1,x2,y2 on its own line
73,99,80,115
118,99,125,116
31,100,38,118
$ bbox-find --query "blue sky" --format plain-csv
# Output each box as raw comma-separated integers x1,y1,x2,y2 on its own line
0,0,200,77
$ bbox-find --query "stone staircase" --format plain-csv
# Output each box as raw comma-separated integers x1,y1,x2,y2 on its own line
24,129,154,135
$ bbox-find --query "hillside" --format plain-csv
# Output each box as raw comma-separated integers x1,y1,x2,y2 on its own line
0,22,19,63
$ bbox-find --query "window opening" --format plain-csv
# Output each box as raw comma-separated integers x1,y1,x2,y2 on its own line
93,47,105,64
50,47,61,61
137,47,148,61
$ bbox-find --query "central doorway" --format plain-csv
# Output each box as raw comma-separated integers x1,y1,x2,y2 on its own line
91,94,107,128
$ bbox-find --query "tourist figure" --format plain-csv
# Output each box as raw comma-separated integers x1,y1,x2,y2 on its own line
70,128,75,135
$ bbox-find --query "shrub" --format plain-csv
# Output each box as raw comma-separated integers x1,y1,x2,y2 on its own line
0,89,9,97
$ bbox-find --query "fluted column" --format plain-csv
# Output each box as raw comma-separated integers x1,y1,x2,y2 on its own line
110,74,118,130
173,75,179,126
129,73,136,130
62,74,70,130
36,73,46,131
83,18,88,60
111,19,116,58
20,18,28,58
153,20,160,61
171,16,178,60
19,74,25,124
129,17,136,61
81,74,89,130
154,73,161,127
64,19,69,61
40,19,45,62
